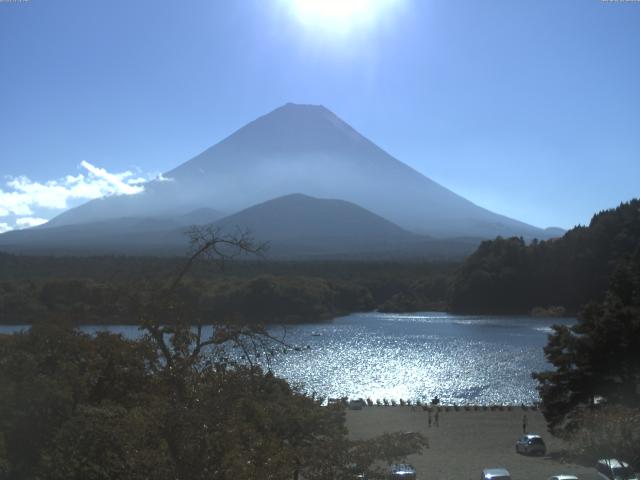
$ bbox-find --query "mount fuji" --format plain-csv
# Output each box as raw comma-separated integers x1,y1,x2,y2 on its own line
0,103,558,257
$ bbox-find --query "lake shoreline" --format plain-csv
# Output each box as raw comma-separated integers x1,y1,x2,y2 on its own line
1,312,574,406
0,308,573,327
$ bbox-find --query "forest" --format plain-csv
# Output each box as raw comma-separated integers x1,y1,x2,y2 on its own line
1,199,639,325
450,199,640,315
0,254,456,325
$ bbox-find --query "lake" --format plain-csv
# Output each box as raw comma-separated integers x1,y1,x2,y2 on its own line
0,311,572,405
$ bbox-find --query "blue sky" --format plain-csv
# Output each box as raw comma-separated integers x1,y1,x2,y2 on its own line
0,0,639,231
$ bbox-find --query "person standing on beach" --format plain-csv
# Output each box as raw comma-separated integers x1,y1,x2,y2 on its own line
522,414,528,434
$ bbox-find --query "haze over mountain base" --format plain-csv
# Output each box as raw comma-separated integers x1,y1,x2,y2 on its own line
0,104,562,258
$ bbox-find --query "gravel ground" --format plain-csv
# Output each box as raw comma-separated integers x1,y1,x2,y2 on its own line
345,406,601,480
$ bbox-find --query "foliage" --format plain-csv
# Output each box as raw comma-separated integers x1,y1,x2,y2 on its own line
565,405,640,467
0,257,456,325
0,322,158,480
378,275,449,312
451,199,640,314
204,275,375,323
0,227,428,479
533,250,640,438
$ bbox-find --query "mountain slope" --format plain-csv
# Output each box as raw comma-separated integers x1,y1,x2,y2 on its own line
45,103,552,239
0,194,480,259
210,193,423,257
0,208,223,255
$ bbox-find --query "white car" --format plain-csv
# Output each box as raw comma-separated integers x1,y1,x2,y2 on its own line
515,433,546,455
548,475,579,480
390,463,416,479
596,459,638,480
482,468,511,480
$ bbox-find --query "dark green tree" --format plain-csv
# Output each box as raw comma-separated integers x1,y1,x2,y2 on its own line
533,251,640,435
451,199,640,315
0,227,428,480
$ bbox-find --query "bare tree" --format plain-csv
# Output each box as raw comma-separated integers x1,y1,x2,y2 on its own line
138,225,279,371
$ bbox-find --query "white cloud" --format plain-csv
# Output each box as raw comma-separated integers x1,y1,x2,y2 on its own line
0,161,162,219
0,223,11,234
127,176,148,185
79,160,144,195
15,217,48,228
155,173,174,182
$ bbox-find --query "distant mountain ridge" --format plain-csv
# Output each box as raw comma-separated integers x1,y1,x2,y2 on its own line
0,207,223,255
0,194,480,259
43,103,554,239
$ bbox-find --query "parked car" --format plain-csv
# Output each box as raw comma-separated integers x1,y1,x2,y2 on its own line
390,463,416,479
349,398,367,410
547,475,579,480
596,459,638,480
348,462,367,479
482,468,511,480
515,433,546,455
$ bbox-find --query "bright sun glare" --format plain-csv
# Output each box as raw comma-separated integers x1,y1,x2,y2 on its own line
288,0,401,34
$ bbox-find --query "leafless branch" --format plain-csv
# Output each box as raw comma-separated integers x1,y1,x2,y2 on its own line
166,225,268,293
140,225,284,371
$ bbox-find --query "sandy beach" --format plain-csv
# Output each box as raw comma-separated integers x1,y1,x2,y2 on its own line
346,406,600,480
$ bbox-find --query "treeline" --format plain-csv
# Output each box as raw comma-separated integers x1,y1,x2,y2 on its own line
4,199,639,322
0,253,457,284
450,199,640,314
0,259,458,325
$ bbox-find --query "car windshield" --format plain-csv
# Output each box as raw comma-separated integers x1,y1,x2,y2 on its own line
529,438,544,445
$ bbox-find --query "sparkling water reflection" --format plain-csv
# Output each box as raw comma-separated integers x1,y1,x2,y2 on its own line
0,312,573,404
265,312,573,405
